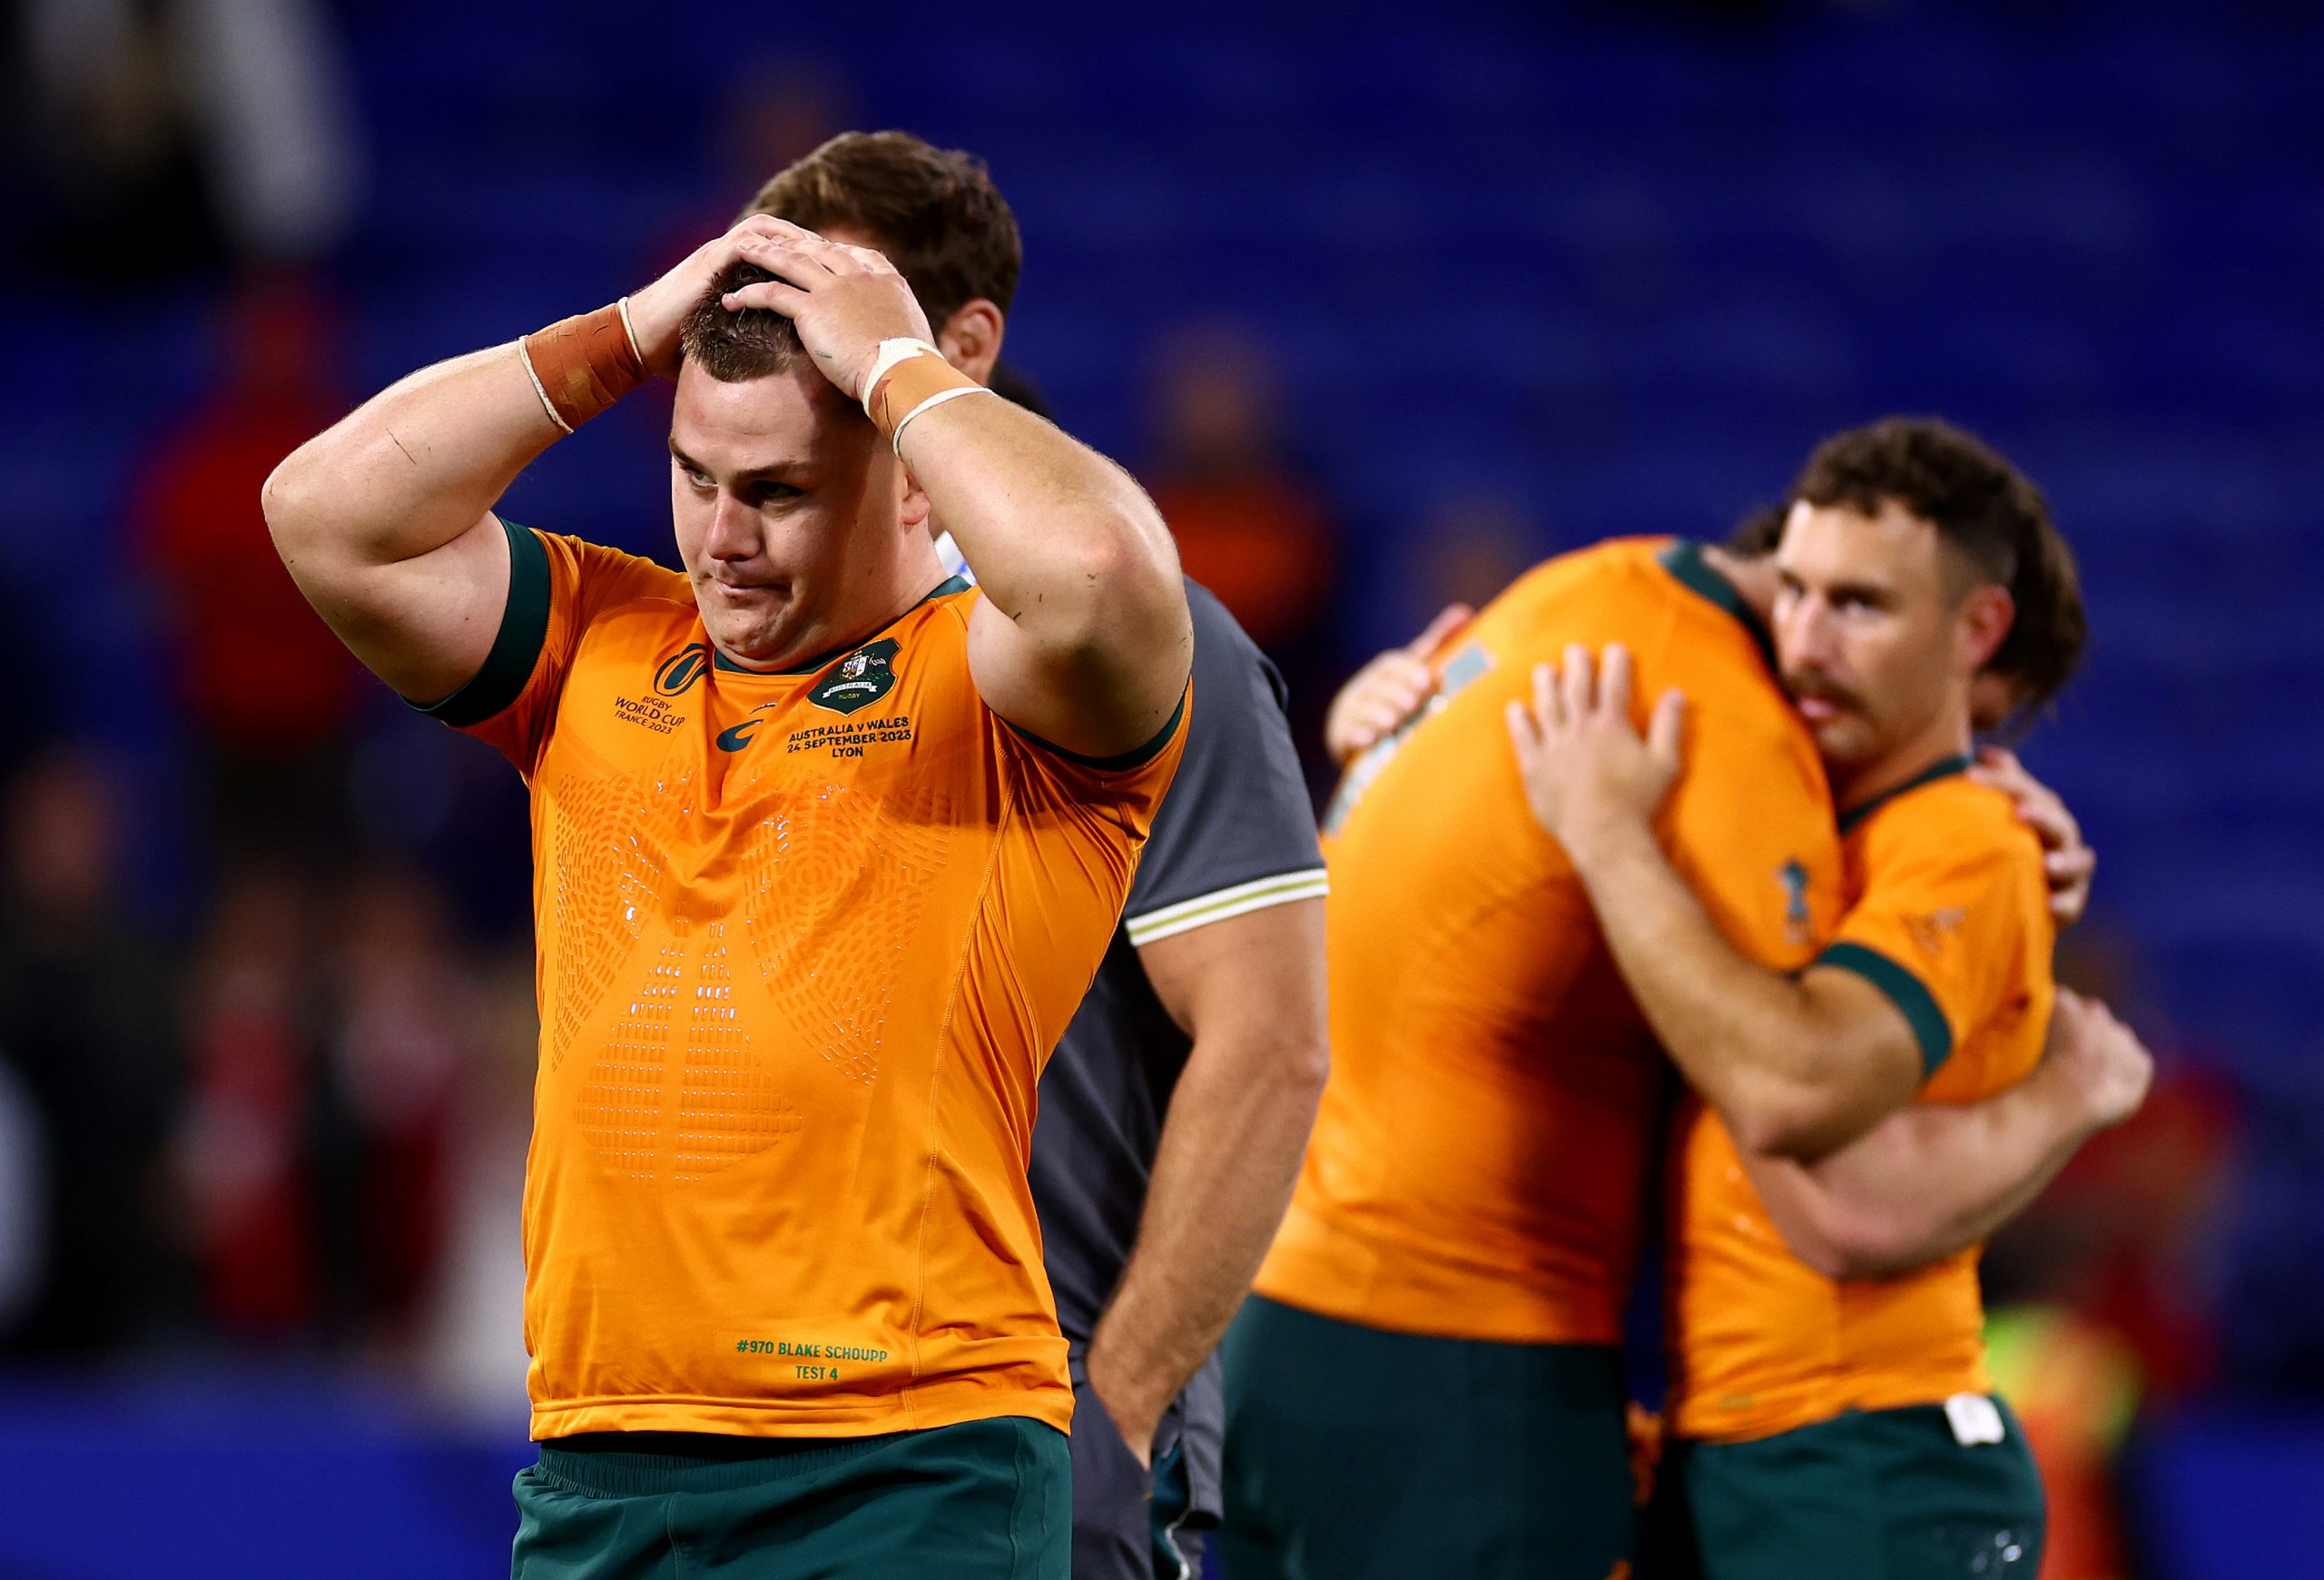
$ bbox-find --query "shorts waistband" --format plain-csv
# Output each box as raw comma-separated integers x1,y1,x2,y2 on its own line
536,1429,915,1496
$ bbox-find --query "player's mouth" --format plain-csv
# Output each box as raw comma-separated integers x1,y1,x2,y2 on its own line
708,578,788,601
1785,675,1860,724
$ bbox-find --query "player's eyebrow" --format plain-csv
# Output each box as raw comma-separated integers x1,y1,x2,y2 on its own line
667,438,811,484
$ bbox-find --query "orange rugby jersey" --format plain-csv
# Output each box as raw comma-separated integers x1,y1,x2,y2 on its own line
1254,538,1843,1345
1665,761,2056,1442
423,519,1187,1440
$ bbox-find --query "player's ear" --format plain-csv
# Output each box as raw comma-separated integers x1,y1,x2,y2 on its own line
897,458,932,536
1957,584,2015,676
936,301,1005,386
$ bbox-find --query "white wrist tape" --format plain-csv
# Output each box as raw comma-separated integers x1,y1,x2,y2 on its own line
889,384,997,454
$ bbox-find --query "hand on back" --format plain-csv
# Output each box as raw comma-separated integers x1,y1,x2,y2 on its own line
1969,746,2095,928
1324,604,1472,765
2046,987,2154,1131
1504,643,1687,860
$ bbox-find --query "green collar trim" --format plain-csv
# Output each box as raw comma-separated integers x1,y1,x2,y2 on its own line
1657,540,1776,672
1837,753,1976,836
711,575,972,676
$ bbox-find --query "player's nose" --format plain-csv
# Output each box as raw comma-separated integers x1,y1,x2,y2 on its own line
703,489,763,559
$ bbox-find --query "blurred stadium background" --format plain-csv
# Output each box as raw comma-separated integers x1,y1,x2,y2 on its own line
0,0,2318,1574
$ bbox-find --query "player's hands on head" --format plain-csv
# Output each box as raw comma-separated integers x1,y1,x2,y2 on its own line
1970,746,2094,928
624,215,806,380
2045,987,2154,1131
721,220,935,402
1324,604,1472,765
1503,643,1686,859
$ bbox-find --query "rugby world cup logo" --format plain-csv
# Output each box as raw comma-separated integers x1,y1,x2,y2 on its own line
656,643,712,697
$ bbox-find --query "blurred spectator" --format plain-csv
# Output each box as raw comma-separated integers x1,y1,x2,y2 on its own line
322,871,468,1348
13,0,357,280
647,55,859,281
1399,493,1539,629
132,271,365,868
0,1062,43,1336
1142,321,1344,789
714,54,861,201
10,0,227,281
0,749,182,1356
419,950,545,1427
172,865,325,1344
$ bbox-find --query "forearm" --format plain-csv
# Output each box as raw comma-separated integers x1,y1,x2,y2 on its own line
1088,1028,1324,1437
900,395,1187,679
1745,1062,2095,1279
1570,820,1865,1155
264,343,559,571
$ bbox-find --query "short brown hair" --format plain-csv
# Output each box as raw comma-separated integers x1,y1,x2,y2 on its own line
740,131,1020,331
678,262,804,383
1792,417,2086,714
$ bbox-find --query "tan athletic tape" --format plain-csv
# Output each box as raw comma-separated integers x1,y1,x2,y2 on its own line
522,302,648,432
867,349,978,442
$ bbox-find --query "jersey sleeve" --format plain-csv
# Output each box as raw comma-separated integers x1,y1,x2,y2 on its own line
409,518,665,778
1120,585,1325,949
1813,803,2050,1084
996,677,1192,843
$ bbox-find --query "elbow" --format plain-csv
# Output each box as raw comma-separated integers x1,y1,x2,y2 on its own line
1775,1205,1918,1282
1231,1028,1330,1132
261,451,323,558
1720,1062,1898,1163
1812,1225,1922,1282
1724,1091,1856,1165
1280,1031,1330,1108
1046,515,1187,661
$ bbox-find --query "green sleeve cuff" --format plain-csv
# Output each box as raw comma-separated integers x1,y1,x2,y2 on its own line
1817,940,1955,1079
409,517,552,727
1001,683,1189,772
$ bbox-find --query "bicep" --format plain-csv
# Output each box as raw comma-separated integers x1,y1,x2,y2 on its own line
965,576,1192,761
291,509,511,705
1794,963,1930,1127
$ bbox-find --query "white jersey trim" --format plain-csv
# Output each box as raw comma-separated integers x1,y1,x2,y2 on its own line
1125,868,1330,948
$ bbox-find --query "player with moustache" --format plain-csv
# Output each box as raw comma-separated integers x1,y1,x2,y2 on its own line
732,132,1331,1580
1507,420,2142,1578
1223,431,2147,1579
264,199,1193,1576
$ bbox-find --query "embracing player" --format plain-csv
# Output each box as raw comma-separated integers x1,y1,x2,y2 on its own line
1222,421,2150,1579
1508,420,2136,1578
265,199,1190,1575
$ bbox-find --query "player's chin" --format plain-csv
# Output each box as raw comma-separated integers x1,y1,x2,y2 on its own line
1809,715,1874,770
703,595,797,666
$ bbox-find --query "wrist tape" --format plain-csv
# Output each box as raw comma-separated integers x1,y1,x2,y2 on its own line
863,338,994,452
520,299,647,434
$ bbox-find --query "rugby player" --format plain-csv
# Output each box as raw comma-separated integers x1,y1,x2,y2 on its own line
738,133,1330,1580
1220,428,2142,1579
1221,516,1846,1578
263,194,1192,1575
1507,419,2131,1577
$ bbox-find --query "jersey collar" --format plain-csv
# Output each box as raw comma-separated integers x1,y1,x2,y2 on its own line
710,575,973,676
1657,539,1776,673
1836,753,1976,836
